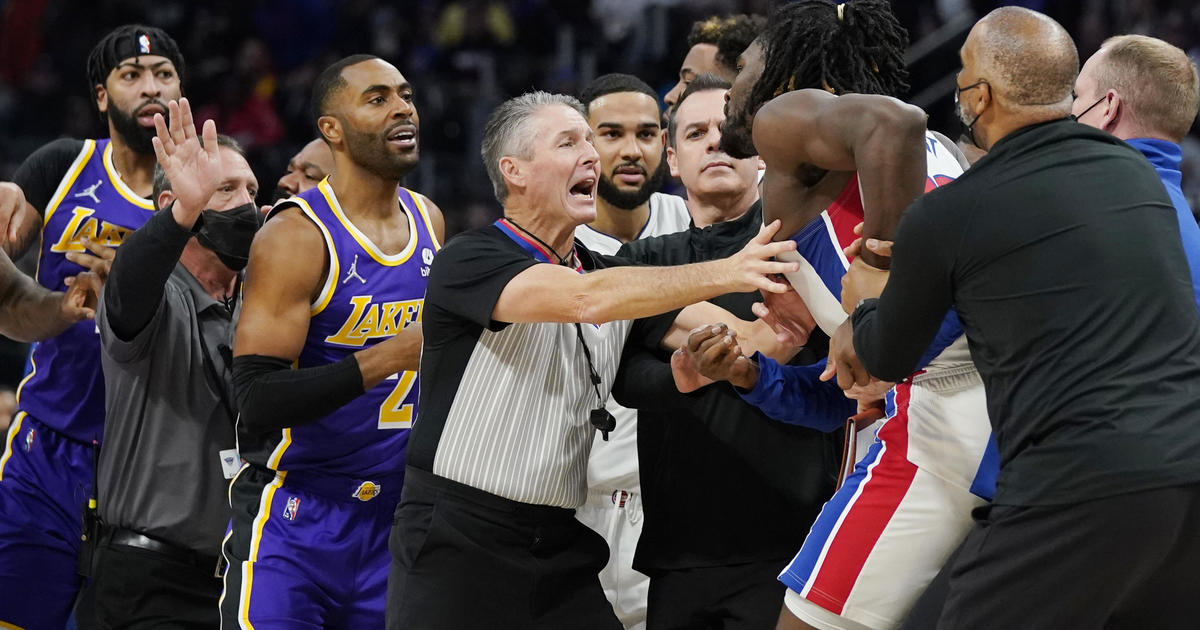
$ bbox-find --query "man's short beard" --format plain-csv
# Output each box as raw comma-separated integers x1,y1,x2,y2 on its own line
718,112,757,160
597,158,668,210
107,104,160,155
342,118,419,182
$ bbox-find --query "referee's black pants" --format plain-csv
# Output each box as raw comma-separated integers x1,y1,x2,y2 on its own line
75,530,222,629
937,483,1200,629
386,466,621,630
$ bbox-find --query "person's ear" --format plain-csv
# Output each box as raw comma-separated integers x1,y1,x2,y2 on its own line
95,83,109,115
157,189,176,212
317,115,342,148
499,156,526,193
1099,91,1122,134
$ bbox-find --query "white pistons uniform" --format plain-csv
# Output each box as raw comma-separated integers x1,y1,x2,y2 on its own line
774,134,999,630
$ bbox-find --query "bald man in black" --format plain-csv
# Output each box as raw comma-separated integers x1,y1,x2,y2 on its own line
830,8,1200,629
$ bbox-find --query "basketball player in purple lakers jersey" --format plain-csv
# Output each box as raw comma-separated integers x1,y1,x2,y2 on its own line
713,3,996,630
0,25,184,629
224,55,444,628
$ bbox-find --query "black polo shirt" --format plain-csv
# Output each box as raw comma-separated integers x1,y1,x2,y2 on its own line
852,118,1200,506
614,201,844,571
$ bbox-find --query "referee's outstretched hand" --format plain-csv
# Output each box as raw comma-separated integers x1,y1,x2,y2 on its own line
150,97,223,228
726,220,800,294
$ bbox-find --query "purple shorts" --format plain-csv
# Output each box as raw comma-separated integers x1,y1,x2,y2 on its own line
0,412,93,630
220,463,402,629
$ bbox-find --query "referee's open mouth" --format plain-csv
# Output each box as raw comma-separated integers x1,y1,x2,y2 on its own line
568,177,596,201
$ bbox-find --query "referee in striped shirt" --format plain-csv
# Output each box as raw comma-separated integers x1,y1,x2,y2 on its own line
386,91,800,629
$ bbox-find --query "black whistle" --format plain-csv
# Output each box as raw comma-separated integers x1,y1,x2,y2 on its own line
590,407,616,441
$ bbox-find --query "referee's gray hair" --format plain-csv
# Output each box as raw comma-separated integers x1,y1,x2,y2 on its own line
481,91,586,204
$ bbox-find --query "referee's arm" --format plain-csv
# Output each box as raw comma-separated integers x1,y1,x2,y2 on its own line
490,224,797,325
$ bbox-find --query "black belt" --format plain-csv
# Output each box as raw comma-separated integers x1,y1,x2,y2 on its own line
104,527,222,575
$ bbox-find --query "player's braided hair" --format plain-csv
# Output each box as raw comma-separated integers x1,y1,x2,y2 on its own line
748,0,909,112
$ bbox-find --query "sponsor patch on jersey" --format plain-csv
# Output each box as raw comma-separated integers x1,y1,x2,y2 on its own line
352,481,381,502
282,496,300,521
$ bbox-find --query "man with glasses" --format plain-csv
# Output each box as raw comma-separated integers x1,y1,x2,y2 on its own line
827,8,1200,628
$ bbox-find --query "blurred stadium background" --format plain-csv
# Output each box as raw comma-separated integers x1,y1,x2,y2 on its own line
0,0,1197,386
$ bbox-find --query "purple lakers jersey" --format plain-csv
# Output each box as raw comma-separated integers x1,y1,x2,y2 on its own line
18,138,155,442
257,179,438,478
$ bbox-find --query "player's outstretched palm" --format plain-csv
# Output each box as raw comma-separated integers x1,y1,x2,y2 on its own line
151,97,222,218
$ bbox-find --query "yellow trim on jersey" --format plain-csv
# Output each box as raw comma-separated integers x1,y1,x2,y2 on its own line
239,470,286,629
407,188,442,250
266,428,292,470
275,194,340,317
101,142,155,210
0,619,27,629
41,140,96,228
319,179,419,266
14,352,38,408
0,412,25,481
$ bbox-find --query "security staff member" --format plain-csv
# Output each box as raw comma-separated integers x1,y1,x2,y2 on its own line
76,101,260,628
830,8,1200,629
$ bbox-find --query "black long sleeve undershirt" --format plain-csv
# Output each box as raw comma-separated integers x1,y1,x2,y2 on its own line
104,207,193,342
232,353,365,434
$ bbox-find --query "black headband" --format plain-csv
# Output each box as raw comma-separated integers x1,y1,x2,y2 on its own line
86,24,185,92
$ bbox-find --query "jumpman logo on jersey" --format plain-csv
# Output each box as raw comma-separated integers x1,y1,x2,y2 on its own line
343,254,366,284
73,180,104,204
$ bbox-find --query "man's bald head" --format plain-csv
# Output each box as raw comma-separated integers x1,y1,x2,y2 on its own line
967,7,1078,111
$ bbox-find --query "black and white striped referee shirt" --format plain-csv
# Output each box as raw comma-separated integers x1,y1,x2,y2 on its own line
407,222,674,509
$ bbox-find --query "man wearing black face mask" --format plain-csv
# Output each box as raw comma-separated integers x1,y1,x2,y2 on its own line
75,98,260,629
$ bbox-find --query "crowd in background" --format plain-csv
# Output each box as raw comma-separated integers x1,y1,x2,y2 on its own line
0,0,1197,389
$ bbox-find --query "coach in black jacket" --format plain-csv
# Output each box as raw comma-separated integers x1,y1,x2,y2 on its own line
613,79,848,629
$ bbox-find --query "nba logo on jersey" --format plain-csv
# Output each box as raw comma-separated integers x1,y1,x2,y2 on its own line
138,34,151,54
282,496,300,521
23,428,35,452
352,481,381,502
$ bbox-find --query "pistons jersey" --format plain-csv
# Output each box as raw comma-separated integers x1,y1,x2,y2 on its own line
778,131,971,374
18,138,155,442
251,179,439,478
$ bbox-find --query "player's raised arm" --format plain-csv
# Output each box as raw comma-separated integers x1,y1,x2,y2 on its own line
753,90,928,268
